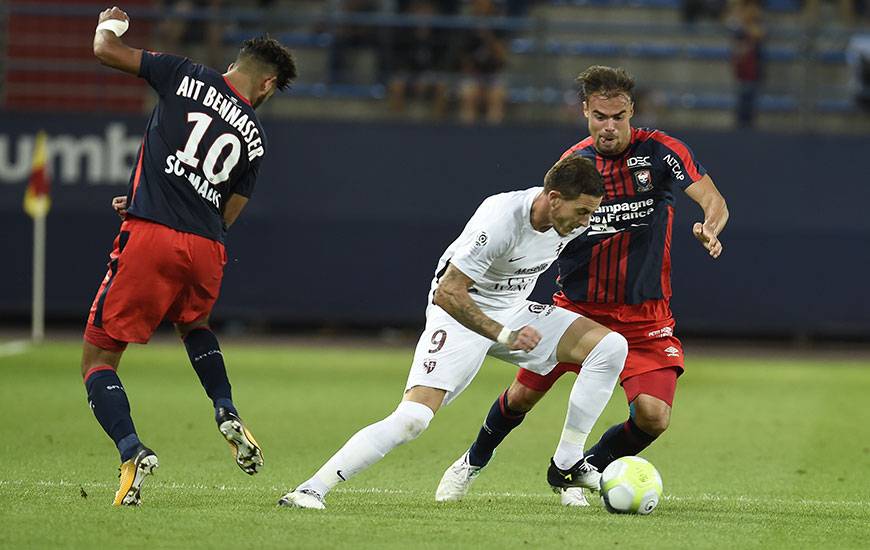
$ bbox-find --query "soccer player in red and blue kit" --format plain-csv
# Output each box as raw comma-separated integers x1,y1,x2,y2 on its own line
436,65,729,505
81,6,295,505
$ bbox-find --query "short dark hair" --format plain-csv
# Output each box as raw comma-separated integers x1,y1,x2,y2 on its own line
576,65,635,103
238,35,297,91
543,155,604,199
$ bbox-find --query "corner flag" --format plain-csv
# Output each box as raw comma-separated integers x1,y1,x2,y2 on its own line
24,131,50,342
24,131,51,218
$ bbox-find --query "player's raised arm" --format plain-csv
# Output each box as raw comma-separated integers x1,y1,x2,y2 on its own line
685,174,729,258
93,6,142,75
433,264,541,352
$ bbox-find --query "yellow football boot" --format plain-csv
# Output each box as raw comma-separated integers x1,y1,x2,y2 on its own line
113,446,159,506
217,408,263,475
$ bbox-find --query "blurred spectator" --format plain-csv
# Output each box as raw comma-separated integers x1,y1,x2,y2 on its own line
397,0,461,13
159,0,224,69
327,0,390,84
728,0,765,128
802,0,859,26
631,87,668,128
505,0,532,16
681,0,727,24
846,33,870,110
387,0,452,118
457,0,508,124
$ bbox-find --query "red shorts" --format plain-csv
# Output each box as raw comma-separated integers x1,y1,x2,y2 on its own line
85,216,226,349
515,293,684,404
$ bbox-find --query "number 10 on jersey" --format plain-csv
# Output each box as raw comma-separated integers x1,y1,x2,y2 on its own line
174,112,242,185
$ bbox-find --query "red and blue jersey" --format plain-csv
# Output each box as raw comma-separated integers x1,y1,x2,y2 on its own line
125,51,266,243
557,127,706,305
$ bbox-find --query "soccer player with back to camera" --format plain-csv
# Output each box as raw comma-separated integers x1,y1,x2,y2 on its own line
82,6,295,505
279,155,628,510
436,65,729,506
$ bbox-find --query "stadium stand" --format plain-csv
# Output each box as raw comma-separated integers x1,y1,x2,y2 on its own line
3,0,154,112
1,0,867,130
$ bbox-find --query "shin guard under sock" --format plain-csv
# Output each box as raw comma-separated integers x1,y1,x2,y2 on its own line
84,366,139,461
585,417,657,472
467,390,526,467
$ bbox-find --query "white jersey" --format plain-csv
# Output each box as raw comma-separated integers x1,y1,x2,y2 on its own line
430,187,589,311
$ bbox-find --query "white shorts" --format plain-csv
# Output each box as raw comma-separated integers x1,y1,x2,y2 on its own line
404,301,582,406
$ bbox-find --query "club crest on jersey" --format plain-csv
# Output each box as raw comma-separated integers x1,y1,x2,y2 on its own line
423,359,437,374
632,169,653,193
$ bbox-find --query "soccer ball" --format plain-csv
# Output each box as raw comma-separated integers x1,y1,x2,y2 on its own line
599,456,663,515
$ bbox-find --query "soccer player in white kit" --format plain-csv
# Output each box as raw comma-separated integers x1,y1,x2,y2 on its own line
278,155,628,509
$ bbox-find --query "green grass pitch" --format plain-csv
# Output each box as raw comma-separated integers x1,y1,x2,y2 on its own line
1,340,868,549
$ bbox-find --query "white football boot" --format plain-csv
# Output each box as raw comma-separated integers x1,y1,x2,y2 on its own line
435,451,483,502
559,487,591,507
277,488,326,510
547,457,599,507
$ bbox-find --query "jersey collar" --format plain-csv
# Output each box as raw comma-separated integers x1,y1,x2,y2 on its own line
223,76,252,106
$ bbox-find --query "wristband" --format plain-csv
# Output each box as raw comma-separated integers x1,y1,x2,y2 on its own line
96,19,129,37
496,326,512,345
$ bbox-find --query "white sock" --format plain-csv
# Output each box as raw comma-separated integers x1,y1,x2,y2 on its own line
298,400,435,497
553,332,627,470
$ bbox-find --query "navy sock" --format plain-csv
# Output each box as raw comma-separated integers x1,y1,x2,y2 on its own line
467,390,526,467
585,417,657,472
183,328,236,418
84,367,140,461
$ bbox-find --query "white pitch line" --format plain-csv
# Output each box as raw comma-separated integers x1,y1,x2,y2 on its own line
0,340,28,358
1,479,867,508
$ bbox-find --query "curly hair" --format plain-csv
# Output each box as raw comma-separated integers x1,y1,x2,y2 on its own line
576,65,635,103
238,35,297,91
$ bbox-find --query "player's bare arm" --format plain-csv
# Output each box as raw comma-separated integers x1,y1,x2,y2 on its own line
93,7,142,75
432,264,541,352
222,195,249,228
685,174,729,259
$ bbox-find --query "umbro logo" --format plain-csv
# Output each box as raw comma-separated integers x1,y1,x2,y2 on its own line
664,346,680,357
508,256,526,263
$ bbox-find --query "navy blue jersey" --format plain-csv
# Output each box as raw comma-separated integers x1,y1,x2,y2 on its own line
125,51,267,242
557,127,706,305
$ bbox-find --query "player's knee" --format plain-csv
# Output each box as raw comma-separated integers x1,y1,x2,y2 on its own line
392,401,435,443
635,414,669,436
594,331,628,374
506,381,543,413
633,405,671,436
401,417,428,441
175,316,210,339
81,341,122,378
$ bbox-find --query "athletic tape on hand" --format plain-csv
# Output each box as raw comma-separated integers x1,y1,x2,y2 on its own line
497,326,513,345
96,19,129,37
